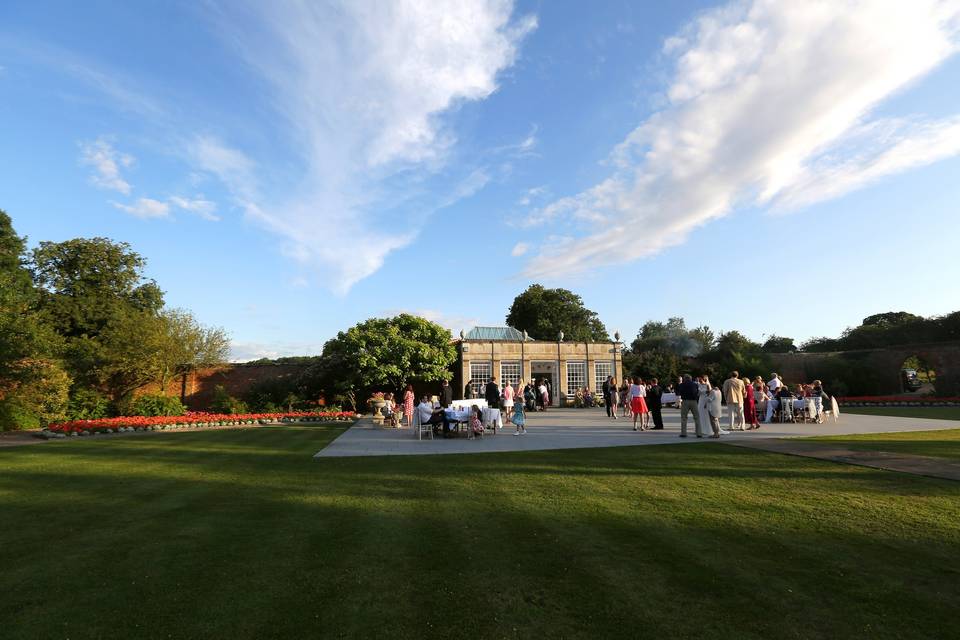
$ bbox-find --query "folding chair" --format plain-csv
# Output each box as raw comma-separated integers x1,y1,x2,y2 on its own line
413,410,433,440
778,399,795,423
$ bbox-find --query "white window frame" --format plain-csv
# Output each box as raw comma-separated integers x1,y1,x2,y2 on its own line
469,361,492,398
500,361,521,388
566,361,587,397
594,361,614,393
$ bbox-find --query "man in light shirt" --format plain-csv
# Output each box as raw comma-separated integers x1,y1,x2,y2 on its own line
767,373,782,394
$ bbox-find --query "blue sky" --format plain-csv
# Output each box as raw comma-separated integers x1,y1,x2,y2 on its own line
3,0,960,360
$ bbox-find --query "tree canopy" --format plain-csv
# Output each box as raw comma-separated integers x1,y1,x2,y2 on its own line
301,314,457,409
506,284,609,342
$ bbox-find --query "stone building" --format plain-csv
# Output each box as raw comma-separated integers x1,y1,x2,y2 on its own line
453,326,624,406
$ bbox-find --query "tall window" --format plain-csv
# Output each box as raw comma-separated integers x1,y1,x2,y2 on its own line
469,361,491,397
566,361,586,397
595,361,614,392
500,361,521,388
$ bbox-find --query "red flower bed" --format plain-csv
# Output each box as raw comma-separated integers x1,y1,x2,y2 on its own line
46,410,355,435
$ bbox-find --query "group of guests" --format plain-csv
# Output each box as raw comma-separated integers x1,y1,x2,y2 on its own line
601,376,666,431
476,377,551,415
674,371,828,438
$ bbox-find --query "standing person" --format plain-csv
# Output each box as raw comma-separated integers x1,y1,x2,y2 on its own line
629,376,649,431
439,380,453,408
619,378,630,417
485,377,501,411
608,378,619,421
646,377,664,430
464,379,474,400
512,392,527,435
697,376,712,438
722,371,746,431
538,379,550,411
677,375,702,438
602,376,613,417
743,378,760,429
707,383,723,438
402,384,415,428
810,379,825,423
501,381,514,424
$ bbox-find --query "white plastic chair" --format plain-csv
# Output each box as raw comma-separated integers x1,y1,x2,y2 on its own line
413,410,433,441
822,396,841,423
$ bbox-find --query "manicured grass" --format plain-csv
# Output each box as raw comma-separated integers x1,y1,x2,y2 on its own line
2,425,959,639
843,406,960,421
805,428,960,462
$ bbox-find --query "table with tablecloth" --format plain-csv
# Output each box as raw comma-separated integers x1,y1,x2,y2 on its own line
660,393,679,406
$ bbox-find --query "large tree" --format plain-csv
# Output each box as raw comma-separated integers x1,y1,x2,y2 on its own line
0,210,68,429
157,308,230,396
506,284,609,342
302,314,456,409
31,237,164,340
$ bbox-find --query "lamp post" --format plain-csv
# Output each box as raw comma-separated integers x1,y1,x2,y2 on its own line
613,330,622,381
557,331,564,407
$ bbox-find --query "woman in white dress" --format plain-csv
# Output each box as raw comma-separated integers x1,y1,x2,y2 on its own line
697,376,711,438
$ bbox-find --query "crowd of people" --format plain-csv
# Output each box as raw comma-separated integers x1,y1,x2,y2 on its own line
376,372,828,440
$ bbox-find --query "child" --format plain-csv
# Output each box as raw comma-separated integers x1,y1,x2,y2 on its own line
469,405,484,439
512,395,527,435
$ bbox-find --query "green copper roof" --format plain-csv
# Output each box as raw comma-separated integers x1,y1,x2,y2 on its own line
463,326,528,341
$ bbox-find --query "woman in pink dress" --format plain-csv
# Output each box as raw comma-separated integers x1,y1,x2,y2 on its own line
743,380,759,429
402,384,415,427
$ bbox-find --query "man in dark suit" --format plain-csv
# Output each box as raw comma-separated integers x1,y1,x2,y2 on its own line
484,377,500,410
602,376,612,417
464,380,474,399
646,377,664,429
440,380,453,408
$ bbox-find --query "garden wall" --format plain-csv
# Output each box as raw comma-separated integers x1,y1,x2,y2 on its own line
767,341,960,396
138,363,311,410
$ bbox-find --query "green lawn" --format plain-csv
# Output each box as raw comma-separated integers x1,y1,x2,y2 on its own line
843,406,960,421
2,425,959,639
805,428,960,462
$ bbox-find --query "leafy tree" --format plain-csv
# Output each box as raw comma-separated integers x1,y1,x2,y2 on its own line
0,211,65,429
506,285,609,342
302,314,456,409
157,309,230,395
96,309,169,404
862,312,923,328
30,237,164,340
762,335,796,353
800,336,839,352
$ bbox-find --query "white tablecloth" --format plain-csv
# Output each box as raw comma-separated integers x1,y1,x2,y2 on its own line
481,407,503,428
660,393,679,405
450,399,488,410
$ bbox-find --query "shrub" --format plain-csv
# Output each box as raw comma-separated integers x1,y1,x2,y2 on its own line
67,388,111,420
0,359,71,430
131,393,187,417
210,385,248,415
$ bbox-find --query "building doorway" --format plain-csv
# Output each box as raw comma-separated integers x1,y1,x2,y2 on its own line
531,361,557,407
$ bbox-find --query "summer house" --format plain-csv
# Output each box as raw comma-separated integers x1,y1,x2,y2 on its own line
453,326,624,406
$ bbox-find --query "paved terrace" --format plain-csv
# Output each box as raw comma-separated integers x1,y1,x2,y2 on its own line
314,407,959,458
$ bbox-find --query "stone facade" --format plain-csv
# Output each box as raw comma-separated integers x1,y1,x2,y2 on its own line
454,335,623,406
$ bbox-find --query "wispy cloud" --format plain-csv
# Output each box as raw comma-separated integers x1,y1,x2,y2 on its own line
382,308,484,337
521,0,960,278
112,197,169,219
229,340,325,362
206,1,536,293
79,137,134,194
511,242,529,257
169,195,220,221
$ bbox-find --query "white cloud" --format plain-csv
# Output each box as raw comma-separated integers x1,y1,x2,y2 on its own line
511,242,529,257
522,0,960,278
79,137,134,194
381,308,483,337
169,195,220,221
112,197,170,219
208,1,536,293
